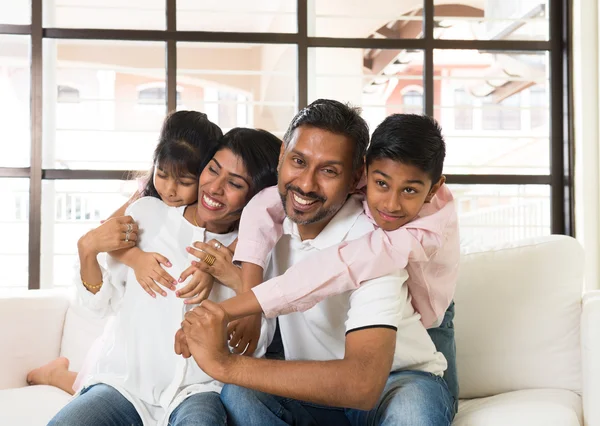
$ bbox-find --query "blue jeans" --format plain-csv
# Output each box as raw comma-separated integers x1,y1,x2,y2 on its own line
428,301,459,411
221,370,454,426
48,383,227,426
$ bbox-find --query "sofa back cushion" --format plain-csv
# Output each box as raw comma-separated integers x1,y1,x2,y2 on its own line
455,235,583,398
0,290,70,389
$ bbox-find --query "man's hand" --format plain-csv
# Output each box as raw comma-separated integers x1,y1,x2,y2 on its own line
227,314,262,356
179,300,232,380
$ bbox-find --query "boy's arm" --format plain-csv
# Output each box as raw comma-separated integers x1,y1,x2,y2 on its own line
232,186,285,270
252,227,421,318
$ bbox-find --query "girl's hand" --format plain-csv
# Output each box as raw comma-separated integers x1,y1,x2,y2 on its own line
132,252,177,298
185,239,242,292
176,269,215,305
227,314,262,356
78,216,138,256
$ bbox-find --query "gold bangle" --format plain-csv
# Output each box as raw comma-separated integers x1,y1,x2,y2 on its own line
82,279,103,290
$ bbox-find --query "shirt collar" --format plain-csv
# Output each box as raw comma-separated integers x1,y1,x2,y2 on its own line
282,196,364,250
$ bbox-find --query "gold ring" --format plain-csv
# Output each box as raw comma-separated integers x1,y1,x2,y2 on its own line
203,254,216,266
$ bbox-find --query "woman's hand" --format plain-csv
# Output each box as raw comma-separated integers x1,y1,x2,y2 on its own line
78,216,138,256
185,239,242,292
131,251,177,298
227,314,262,356
176,269,215,305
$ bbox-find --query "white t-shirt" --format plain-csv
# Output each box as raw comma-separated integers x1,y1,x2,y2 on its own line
76,196,275,425
265,196,447,375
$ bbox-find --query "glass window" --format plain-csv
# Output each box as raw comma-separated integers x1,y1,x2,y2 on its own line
43,39,166,171
177,43,298,137
177,0,297,33
0,0,30,24
402,90,423,114
44,0,166,30
57,85,80,103
435,50,548,175
41,179,138,289
309,48,424,131
309,1,423,38
0,35,30,167
529,85,548,129
450,184,551,250
453,89,473,130
0,179,29,290
434,0,548,41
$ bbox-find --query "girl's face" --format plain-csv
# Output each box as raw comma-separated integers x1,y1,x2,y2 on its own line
196,148,252,231
153,164,199,207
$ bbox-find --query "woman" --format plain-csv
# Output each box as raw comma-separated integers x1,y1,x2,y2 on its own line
48,128,282,426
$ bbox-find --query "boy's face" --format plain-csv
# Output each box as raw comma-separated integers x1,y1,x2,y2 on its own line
366,158,445,231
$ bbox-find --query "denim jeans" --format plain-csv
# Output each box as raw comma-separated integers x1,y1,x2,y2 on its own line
221,370,454,426
428,301,459,412
48,383,227,426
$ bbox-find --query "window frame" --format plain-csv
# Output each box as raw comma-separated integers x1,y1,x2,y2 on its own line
0,0,574,289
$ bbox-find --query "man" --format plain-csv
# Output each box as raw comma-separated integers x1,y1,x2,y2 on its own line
175,100,456,425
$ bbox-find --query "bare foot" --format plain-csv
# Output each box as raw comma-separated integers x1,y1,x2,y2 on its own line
27,357,70,386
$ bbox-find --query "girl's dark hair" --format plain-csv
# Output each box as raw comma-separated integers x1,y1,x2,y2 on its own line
217,128,282,198
140,110,222,198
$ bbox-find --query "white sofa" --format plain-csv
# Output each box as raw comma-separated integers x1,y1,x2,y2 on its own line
0,235,598,425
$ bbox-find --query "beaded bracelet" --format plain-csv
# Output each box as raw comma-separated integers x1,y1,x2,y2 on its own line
82,279,103,291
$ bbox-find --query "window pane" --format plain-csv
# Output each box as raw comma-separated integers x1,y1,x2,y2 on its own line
450,184,551,250
309,48,424,131
434,0,548,41
310,1,423,38
0,35,30,167
44,0,165,30
41,179,138,289
434,50,549,175
177,0,296,33
43,39,166,170
0,179,29,290
177,43,298,137
0,0,30,24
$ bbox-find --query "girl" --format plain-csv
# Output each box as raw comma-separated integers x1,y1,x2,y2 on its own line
27,110,223,394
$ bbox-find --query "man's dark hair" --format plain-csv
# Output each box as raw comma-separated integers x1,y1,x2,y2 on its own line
282,99,369,172
218,127,282,198
367,114,446,183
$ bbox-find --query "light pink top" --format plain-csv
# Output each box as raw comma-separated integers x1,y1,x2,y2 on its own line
233,185,460,328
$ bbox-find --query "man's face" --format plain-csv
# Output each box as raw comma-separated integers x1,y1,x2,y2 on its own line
278,126,361,238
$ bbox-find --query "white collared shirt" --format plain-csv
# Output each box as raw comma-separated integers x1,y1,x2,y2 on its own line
75,196,275,425
265,196,447,374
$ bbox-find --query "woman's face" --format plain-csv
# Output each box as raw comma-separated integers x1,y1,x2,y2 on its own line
196,148,252,231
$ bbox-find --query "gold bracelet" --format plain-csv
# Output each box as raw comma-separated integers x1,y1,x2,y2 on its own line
82,279,103,290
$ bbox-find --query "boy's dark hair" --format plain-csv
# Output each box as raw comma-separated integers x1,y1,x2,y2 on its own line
141,110,222,198
367,114,446,184
282,99,369,172
218,128,282,198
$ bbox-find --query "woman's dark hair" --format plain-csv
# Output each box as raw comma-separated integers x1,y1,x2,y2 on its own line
217,128,282,198
140,110,222,199
367,114,446,184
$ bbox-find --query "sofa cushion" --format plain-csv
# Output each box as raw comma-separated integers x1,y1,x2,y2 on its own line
454,388,582,425
455,236,583,398
60,302,110,372
0,290,70,390
0,385,71,426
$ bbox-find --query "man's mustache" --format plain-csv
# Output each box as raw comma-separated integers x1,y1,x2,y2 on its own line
284,184,326,203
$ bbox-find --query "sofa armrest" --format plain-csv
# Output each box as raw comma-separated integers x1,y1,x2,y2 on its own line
582,290,600,426
0,289,71,390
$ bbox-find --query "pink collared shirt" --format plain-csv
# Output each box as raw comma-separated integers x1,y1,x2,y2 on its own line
233,185,460,328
